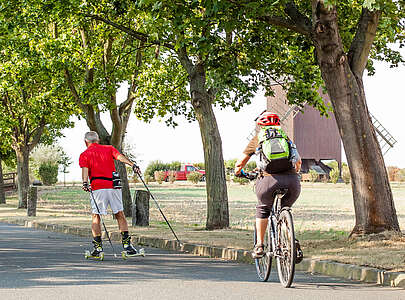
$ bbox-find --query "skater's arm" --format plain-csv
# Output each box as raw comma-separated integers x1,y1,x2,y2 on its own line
116,154,134,167
82,167,89,183
116,154,141,174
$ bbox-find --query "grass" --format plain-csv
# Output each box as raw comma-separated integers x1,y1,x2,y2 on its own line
1,181,405,271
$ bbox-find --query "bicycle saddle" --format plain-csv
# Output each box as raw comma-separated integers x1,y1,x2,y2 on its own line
273,188,289,197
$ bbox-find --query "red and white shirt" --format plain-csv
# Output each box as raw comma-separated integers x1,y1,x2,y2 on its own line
79,143,121,190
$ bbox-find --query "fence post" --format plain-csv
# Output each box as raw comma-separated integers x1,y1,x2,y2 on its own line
132,190,149,226
27,186,38,217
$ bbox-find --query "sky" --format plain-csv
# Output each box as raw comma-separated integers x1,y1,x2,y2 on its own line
59,55,405,182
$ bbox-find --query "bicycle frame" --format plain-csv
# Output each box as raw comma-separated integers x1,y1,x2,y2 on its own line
268,192,284,259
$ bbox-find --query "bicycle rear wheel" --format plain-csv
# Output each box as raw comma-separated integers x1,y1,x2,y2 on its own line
254,222,272,282
275,209,296,288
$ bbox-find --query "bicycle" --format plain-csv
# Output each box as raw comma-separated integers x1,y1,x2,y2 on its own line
238,170,297,288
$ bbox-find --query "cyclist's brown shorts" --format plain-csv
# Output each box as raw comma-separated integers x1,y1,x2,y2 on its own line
255,173,301,219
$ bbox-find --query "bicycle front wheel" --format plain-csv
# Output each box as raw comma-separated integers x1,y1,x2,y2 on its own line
276,209,296,288
254,223,272,282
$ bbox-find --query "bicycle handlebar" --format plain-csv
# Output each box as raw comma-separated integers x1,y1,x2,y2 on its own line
236,169,258,180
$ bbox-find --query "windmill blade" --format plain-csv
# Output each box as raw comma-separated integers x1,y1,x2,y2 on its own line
369,113,397,155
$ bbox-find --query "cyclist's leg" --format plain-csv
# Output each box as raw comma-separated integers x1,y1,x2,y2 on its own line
255,218,268,246
255,176,277,246
276,173,303,263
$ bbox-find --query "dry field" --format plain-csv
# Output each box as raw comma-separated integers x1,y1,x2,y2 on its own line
1,181,405,271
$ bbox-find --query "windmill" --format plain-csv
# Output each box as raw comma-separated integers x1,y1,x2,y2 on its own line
247,85,397,179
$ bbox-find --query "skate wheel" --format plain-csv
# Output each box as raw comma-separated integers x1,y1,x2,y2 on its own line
139,248,146,257
85,250,90,259
99,252,104,261
121,251,128,260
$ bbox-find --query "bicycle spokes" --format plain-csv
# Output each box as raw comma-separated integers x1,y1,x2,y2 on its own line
276,210,296,288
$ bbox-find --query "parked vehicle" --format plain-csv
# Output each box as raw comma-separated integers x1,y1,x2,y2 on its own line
163,164,205,181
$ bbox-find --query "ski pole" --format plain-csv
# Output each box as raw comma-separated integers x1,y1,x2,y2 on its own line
135,171,182,246
89,189,118,258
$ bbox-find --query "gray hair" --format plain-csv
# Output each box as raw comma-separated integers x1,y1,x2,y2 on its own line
84,131,100,143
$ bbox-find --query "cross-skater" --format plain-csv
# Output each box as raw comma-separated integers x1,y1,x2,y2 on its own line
80,131,141,259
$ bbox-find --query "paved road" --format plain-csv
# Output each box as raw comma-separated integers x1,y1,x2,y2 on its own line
0,223,402,300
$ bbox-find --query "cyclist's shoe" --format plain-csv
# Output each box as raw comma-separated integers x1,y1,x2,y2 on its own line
252,244,264,259
295,239,303,264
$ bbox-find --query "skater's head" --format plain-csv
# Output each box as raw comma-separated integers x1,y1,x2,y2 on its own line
84,131,100,147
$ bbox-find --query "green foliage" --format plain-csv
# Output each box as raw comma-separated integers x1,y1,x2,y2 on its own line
145,160,167,178
329,168,339,184
167,171,176,184
144,174,153,184
397,169,405,182
187,171,202,184
167,161,181,171
342,167,351,184
38,162,58,185
30,144,70,179
232,176,249,185
246,161,257,172
309,170,319,183
224,159,237,174
193,162,205,170
154,171,166,184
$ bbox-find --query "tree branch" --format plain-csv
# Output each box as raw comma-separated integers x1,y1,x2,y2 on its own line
28,118,46,152
284,1,312,35
177,46,195,75
347,8,381,76
86,14,175,50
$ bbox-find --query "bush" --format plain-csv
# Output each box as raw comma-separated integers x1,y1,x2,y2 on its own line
232,175,249,185
154,171,166,184
329,168,339,184
397,169,405,182
387,166,400,181
38,162,58,185
144,175,153,184
187,171,202,184
309,169,319,182
168,170,176,183
246,161,257,172
224,159,237,174
342,166,351,184
167,161,181,171
193,162,205,170
145,160,167,178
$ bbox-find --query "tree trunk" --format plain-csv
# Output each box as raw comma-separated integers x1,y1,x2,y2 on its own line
115,160,132,217
312,5,400,235
189,66,229,230
16,148,30,209
0,160,5,204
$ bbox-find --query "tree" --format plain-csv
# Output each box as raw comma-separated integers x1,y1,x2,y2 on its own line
58,16,146,217
85,1,325,229
0,3,74,208
236,0,404,235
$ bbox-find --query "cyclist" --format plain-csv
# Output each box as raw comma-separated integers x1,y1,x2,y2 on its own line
234,111,303,261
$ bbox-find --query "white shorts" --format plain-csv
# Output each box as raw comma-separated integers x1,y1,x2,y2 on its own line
90,189,123,215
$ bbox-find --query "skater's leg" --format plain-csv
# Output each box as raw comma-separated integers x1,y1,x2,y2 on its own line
91,214,102,237
114,211,128,232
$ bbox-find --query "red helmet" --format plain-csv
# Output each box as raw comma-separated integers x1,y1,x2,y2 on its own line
256,112,280,126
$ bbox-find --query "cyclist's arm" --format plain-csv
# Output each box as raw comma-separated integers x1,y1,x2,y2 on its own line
235,154,251,175
295,157,302,173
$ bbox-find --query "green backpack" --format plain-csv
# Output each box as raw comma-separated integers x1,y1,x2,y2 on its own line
257,126,293,173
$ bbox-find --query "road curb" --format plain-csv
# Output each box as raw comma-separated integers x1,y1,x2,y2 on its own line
4,219,405,288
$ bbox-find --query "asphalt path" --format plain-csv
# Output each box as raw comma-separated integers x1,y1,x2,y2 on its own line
0,222,402,300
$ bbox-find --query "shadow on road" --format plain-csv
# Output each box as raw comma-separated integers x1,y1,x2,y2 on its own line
0,222,402,294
